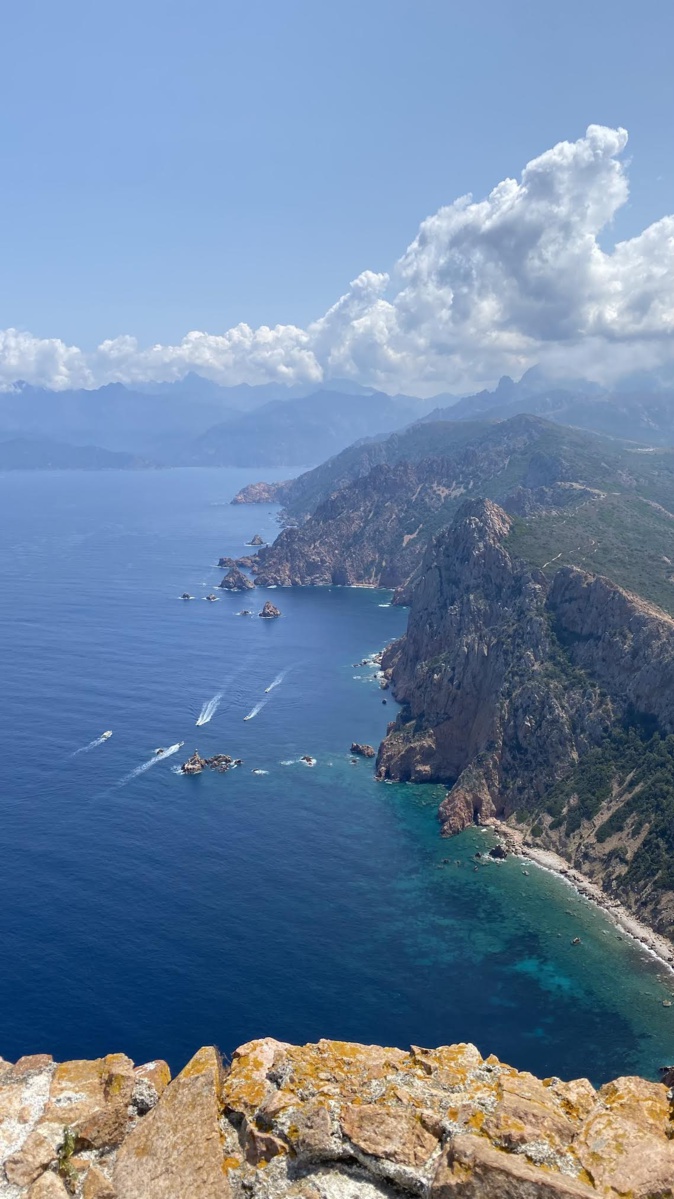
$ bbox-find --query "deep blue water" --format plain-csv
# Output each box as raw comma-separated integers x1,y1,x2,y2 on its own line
1,467,673,1084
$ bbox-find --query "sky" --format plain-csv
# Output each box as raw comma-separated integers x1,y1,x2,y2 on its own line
1,0,673,394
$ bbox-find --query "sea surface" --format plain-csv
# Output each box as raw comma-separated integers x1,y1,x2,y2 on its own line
0,466,673,1085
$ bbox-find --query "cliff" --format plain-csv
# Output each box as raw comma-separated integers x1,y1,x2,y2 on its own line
376,499,674,934
2,1038,673,1198
243,417,674,616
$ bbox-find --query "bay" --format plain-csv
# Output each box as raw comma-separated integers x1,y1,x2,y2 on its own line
0,466,672,1083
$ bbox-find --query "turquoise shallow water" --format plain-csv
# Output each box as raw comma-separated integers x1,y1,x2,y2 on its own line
0,466,672,1083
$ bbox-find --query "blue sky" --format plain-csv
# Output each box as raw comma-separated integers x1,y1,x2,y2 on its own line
1,0,673,392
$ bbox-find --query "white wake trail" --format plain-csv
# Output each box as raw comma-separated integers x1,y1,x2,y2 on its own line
244,699,268,721
115,742,184,787
264,668,288,694
72,731,112,756
196,694,222,726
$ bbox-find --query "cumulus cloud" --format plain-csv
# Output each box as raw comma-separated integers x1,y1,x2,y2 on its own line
2,125,673,394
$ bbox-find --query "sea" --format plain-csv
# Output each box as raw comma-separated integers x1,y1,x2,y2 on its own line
0,465,673,1085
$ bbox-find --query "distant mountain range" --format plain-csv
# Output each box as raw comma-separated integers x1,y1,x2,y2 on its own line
0,436,152,471
0,377,430,469
426,367,674,446
176,389,421,468
2,364,674,471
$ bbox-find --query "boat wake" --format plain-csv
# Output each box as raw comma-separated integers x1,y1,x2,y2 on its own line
115,742,184,788
196,694,222,726
244,699,267,721
264,668,289,694
72,731,112,756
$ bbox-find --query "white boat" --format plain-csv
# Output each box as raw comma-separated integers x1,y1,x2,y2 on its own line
102,731,113,740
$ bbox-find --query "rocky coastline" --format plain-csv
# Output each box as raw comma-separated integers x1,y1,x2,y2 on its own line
373,496,674,943
488,821,674,976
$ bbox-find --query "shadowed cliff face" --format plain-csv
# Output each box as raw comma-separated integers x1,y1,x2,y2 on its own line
376,500,674,827
549,568,674,735
2,1039,673,1198
376,500,611,820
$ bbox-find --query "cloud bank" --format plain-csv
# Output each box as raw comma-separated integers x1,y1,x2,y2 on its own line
2,125,673,394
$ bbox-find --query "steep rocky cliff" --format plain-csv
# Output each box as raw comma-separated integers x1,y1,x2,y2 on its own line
2,1038,673,1198
376,499,674,933
243,417,674,616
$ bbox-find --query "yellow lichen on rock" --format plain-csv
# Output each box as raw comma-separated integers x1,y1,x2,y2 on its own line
2,1038,674,1198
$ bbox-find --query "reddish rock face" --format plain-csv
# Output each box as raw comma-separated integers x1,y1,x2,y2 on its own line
350,742,376,758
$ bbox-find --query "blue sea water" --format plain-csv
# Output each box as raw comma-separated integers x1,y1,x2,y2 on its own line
0,466,673,1084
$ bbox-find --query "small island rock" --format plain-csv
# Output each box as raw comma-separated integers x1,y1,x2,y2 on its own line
350,742,376,758
246,534,265,546
181,751,239,775
259,601,281,619
219,566,254,592
181,751,207,775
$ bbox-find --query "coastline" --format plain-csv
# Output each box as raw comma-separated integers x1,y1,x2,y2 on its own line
489,821,674,980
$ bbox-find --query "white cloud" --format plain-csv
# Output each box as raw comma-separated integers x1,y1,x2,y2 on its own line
2,125,673,394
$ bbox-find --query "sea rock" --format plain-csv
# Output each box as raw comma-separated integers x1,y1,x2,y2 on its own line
246,533,265,546
218,566,254,592
181,751,207,774
259,601,281,618
217,556,237,568
350,743,376,758
181,752,237,775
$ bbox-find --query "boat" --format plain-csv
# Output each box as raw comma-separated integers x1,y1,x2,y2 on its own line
102,731,113,740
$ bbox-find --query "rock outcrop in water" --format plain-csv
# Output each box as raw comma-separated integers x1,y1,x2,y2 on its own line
376,498,674,934
2,1038,673,1198
181,751,241,774
218,566,254,592
231,480,291,505
350,742,376,758
259,601,281,619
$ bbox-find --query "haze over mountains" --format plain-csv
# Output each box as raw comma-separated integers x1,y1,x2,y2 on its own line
0,376,436,469
2,362,674,471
